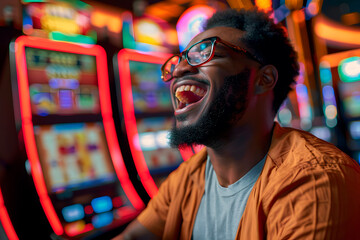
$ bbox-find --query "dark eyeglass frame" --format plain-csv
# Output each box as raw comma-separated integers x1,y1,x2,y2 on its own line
161,36,262,82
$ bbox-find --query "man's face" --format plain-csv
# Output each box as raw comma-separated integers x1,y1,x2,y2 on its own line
168,27,260,148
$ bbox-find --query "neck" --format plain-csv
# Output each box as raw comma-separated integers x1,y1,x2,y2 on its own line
207,120,274,187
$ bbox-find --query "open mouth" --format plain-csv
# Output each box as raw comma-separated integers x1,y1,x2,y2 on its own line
175,84,207,110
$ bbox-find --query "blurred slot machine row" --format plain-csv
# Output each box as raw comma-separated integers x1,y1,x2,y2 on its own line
1,0,360,239
0,1,208,239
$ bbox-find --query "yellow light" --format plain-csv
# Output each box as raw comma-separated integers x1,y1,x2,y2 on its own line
285,0,303,10
292,10,305,23
226,0,254,10
255,0,272,12
165,29,179,46
325,105,337,120
134,19,163,45
91,10,122,33
41,15,79,34
314,15,360,47
145,2,183,20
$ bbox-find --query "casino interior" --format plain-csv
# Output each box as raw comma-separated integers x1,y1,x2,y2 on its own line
0,0,359,239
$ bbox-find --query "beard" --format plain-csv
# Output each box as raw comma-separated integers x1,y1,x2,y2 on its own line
169,70,250,149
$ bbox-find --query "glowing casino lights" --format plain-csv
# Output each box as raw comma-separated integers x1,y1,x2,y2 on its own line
176,5,216,52
0,188,19,240
338,57,360,83
319,61,338,128
296,83,313,130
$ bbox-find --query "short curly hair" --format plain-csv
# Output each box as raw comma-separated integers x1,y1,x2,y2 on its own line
203,8,299,113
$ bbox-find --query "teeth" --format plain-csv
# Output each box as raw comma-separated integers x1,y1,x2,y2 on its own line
175,85,206,97
175,84,206,106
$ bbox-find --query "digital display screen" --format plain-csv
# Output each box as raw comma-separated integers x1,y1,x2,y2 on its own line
135,117,182,173
25,47,100,116
34,122,116,193
338,81,360,118
129,61,172,114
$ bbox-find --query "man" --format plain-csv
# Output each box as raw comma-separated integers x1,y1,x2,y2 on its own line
113,8,360,240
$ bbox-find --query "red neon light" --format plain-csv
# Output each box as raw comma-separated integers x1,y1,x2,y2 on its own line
14,36,144,236
65,222,94,237
118,49,160,198
0,188,19,240
117,49,200,198
15,36,63,235
84,205,93,215
95,47,144,210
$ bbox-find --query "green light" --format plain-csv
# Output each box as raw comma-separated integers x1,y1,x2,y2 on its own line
50,31,96,44
22,0,90,9
22,0,47,2
338,57,360,83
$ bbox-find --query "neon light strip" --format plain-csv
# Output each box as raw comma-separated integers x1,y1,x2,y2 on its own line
15,36,63,235
320,49,360,68
14,36,144,236
0,188,19,240
314,15,360,47
117,49,162,198
95,46,145,210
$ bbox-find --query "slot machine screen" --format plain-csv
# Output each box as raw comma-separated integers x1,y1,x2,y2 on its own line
129,60,172,114
25,47,100,116
34,122,116,193
136,117,183,175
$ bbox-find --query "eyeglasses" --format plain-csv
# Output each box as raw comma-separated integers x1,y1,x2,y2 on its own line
161,36,262,82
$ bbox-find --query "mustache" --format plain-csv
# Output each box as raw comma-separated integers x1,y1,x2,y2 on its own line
172,76,208,85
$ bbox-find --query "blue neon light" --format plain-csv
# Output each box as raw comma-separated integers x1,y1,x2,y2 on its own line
62,204,84,222
91,196,113,213
320,67,332,84
322,85,337,108
92,212,114,228
58,90,73,109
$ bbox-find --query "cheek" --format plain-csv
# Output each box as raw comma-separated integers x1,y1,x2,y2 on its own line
245,69,258,95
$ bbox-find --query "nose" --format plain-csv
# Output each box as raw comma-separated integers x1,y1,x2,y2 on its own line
172,57,198,78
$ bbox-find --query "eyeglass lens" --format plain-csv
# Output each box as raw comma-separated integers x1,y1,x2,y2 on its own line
187,39,213,65
162,39,214,81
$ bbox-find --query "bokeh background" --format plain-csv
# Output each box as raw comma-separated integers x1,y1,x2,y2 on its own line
0,0,359,239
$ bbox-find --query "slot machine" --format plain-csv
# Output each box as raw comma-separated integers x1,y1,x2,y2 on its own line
114,49,201,199
11,35,144,239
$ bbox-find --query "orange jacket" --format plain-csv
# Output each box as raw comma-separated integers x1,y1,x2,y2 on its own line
137,123,360,239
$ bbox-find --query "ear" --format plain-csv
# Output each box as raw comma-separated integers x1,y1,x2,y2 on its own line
255,65,278,95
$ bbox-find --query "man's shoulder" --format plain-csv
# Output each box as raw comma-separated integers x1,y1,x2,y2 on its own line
259,124,360,207
268,123,360,172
